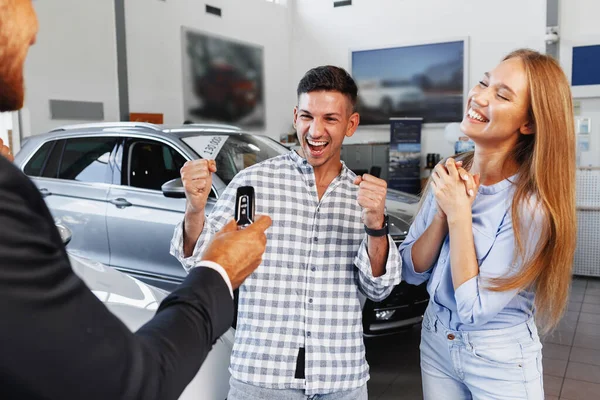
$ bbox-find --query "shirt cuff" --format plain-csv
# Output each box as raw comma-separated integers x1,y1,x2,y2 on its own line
197,260,234,299
169,221,193,272
454,275,479,323
407,243,433,275
355,235,401,283
399,242,432,285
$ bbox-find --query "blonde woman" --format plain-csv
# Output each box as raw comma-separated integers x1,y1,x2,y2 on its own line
400,49,576,399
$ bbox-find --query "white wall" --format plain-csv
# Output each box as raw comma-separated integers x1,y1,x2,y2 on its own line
24,0,292,141
559,0,600,76
25,0,120,135
125,0,293,139
558,0,600,167
22,0,550,150
0,113,12,145
290,0,546,168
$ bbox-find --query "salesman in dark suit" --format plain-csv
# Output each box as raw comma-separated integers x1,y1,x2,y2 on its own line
0,1,271,399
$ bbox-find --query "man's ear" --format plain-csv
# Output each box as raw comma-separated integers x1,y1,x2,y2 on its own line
293,106,298,130
520,121,535,135
346,112,360,138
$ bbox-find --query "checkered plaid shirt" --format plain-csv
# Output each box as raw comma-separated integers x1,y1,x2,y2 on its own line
170,151,401,395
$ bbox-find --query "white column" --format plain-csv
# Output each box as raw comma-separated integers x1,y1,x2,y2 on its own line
0,112,13,146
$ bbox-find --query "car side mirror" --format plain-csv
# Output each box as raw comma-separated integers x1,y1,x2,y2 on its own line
162,178,186,199
56,224,72,246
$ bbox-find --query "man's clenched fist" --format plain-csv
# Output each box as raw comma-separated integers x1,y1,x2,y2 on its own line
353,174,387,230
181,159,217,214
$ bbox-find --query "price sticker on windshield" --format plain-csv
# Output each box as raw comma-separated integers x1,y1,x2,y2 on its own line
182,135,228,159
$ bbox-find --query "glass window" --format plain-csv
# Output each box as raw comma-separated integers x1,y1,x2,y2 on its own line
42,140,65,178
126,140,187,191
58,137,116,183
182,134,288,185
23,141,53,177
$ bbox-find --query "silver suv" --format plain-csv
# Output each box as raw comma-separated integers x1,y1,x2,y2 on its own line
15,123,288,288
15,122,427,335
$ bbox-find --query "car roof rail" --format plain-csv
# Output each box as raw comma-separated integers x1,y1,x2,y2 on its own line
180,123,242,131
49,122,162,132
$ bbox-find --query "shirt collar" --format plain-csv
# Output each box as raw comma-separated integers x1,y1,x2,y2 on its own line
289,149,308,169
288,150,350,180
478,173,519,195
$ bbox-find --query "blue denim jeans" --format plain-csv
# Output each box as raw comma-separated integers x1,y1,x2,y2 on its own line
420,307,544,399
227,378,368,400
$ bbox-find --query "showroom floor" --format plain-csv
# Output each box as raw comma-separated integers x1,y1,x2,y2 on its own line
365,276,600,400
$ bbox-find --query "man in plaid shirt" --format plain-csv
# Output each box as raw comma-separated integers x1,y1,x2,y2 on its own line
171,66,402,399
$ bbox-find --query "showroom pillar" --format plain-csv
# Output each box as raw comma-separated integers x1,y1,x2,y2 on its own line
115,0,130,121
546,0,559,59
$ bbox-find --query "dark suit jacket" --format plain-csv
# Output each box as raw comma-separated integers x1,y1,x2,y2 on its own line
0,156,233,399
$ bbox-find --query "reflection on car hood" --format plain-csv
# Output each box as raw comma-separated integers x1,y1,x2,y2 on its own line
67,254,235,400
386,188,420,205
385,189,419,242
68,253,168,331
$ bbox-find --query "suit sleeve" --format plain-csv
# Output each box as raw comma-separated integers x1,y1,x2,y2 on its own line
0,158,233,400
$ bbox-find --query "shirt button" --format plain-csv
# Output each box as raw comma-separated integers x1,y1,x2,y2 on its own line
307,332,311,337
303,160,308,165
311,267,316,272
309,298,313,303
308,182,314,187
314,237,318,242
447,334,455,341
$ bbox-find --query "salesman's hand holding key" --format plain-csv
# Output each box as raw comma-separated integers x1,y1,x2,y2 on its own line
203,214,270,290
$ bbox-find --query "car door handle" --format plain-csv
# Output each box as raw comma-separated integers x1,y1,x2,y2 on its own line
39,188,52,198
109,198,132,208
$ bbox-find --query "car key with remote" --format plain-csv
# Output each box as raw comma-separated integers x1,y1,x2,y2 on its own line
235,186,255,229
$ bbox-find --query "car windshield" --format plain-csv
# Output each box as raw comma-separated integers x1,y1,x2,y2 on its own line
182,134,289,185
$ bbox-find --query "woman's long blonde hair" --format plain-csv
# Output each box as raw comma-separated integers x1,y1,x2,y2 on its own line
424,49,576,333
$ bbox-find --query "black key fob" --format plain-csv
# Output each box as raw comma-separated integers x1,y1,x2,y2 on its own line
235,186,255,229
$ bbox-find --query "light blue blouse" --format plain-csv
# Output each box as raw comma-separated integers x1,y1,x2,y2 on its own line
399,176,539,331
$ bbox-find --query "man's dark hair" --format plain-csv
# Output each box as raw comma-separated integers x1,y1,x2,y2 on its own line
297,66,358,111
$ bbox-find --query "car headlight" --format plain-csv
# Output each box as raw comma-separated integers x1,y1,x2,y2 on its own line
375,310,396,321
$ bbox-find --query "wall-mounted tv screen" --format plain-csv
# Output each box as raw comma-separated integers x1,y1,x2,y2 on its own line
352,40,466,124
